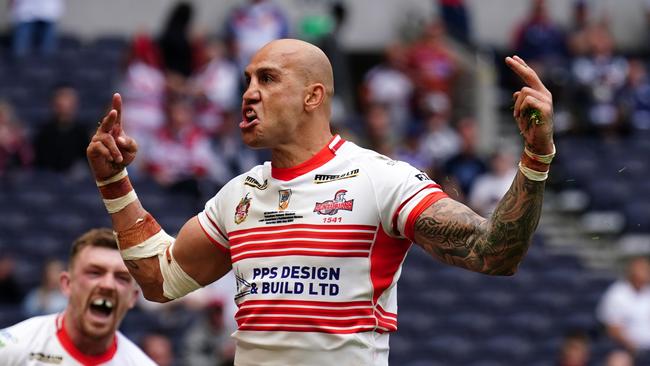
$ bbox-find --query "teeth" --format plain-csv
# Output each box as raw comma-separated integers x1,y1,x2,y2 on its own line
91,299,113,308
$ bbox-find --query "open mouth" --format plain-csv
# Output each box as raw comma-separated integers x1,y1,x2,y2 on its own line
89,298,114,318
240,108,260,129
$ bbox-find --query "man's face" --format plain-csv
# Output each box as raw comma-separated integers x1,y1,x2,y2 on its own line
240,46,306,149
61,246,138,340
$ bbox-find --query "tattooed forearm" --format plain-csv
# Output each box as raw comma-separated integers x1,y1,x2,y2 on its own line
414,171,545,275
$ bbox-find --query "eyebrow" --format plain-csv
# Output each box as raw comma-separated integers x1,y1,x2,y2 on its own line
244,66,283,78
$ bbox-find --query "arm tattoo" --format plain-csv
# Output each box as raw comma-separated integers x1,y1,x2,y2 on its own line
414,171,544,275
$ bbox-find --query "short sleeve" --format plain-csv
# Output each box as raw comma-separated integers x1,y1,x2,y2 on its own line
197,190,230,254
367,158,448,241
596,283,626,326
0,323,30,365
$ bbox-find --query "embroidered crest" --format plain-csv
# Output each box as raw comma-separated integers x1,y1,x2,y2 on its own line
234,193,252,224
313,190,354,215
278,189,292,210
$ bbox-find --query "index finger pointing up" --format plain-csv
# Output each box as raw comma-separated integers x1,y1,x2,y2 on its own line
505,56,548,94
112,93,123,132
99,109,119,133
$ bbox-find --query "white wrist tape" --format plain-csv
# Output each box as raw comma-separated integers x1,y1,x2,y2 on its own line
116,228,201,300
104,190,138,214
96,169,128,187
524,143,556,165
118,229,175,260
518,161,548,181
160,244,201,300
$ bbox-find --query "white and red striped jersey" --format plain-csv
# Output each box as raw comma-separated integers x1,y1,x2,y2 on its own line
198,135,447,366
0,313,155,366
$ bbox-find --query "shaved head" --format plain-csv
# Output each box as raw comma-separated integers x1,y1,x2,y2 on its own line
255,39,334,97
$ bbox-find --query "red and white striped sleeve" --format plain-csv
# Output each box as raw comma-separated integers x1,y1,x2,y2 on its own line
197,194,230,254
369,159,448,241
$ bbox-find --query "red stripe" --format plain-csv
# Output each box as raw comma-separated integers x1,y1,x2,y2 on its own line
404,192,449,241
232,250,369,263
391,184,441,235
197,218,229,255
369,225,411,303
238,316,376,328
236,306,374,319
240,299,371,307
205,214,228,241
229,223,376,237
231,241,371,257
238,325,381,334
230,230,375,246
331,137,345,152
271,135,344,181
375,305,397,320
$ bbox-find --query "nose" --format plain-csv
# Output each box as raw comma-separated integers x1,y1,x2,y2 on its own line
98,273,117,290
242,79,261,105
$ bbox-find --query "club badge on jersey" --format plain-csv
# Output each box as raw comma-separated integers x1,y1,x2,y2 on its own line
235,194,252,224
278,189,292,210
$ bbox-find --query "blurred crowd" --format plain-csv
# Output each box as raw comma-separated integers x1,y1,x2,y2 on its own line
2,0,650,365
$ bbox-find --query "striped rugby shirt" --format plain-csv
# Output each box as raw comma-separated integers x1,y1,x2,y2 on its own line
198,135,447,366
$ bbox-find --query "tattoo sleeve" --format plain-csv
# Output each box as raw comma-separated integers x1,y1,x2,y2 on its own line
413,171,545,275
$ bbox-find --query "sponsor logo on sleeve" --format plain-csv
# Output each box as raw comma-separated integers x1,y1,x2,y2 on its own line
244,176,268,190
415,172,431,181
313,190,354,215
234,194,252,224
29,353,64,364
313,169,359,184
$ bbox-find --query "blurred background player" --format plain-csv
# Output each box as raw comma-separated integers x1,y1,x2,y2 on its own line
0,228,155,365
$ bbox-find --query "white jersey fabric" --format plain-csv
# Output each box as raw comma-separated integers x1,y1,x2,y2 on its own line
0,313,155,366
596,280,650,350
198,135,447,365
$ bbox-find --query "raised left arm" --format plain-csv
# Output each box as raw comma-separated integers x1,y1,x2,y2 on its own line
413,55,554,276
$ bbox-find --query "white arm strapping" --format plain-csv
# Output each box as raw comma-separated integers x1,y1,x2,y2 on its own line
115,228,201,300
159,243,201,300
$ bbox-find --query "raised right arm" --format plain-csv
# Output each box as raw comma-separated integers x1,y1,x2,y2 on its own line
87,93,231,302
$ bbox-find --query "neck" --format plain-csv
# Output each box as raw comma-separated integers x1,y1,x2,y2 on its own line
270,125,333,169
63,313,115,356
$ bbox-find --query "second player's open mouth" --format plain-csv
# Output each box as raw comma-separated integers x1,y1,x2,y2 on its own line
89,298,114,318
240,108,260,129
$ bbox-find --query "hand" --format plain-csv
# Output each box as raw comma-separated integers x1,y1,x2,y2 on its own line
506,56,554,155
86,93,138,180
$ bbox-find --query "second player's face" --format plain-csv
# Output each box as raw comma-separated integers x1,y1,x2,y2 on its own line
61,246,138,340
240,45,307,149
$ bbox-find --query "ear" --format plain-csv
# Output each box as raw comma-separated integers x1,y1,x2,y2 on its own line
304,83,326,112
60,271,72,297
128,287,139,309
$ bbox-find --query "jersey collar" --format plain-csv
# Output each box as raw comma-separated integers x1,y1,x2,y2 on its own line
271,135,345,181
56,313,118,366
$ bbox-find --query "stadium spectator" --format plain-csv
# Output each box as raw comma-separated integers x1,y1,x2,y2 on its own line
181,299,235,366
443,117,487,198
224,0,290,72
557,330,591,366
437,0,471,45
469,148,517,217
406,20,461,111
570,22,628,136
33,84,90,173
158,2,201,78
9,0,64,57
361,44,414,141
22,259,67,317
512,0,567,70
140,332,175,366
120,33,166,156
568,0,592,57
605,349,634,366
87,39,555,365
597,256,650,355
0,253,23,305
360,102,395,156
142,96,229,198
190,37,240,136
0,228,155,365
419,93,461,169
0,100,32,177
622,58,650,131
